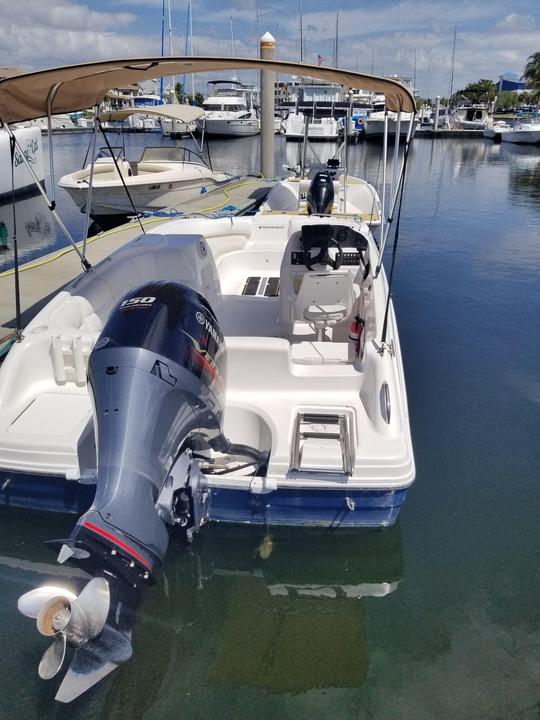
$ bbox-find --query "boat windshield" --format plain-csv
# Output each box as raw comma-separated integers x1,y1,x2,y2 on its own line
96,146,124,161
139,146,206,165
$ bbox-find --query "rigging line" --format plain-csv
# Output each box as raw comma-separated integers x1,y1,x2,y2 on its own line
97,120,146,235
3,124,90,271
379,138,411,347
9,135,22,340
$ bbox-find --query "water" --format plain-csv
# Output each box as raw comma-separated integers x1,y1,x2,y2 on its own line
0,134,539,719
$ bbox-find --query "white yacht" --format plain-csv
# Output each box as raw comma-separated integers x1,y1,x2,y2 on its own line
198,80,260,137
450,103,489,130
0,55,416,704
284,111,340,141
364,93,415,140
58,106,234,217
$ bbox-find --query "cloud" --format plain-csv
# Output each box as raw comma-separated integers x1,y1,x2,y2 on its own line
0,0,539,95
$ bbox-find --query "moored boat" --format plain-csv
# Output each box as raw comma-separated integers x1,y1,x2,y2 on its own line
197,80,260,137
0,126,44,202
0,55,416,703
450,102,488,130
501,113,540,144
58,106,234,217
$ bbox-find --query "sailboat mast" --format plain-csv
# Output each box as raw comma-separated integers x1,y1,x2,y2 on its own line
189,0,194,100
160,0,165,101
448,25,457,103
299,0,303,63
334,12,339,68
167,0,174,102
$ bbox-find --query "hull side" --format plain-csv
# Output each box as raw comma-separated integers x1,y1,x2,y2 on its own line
201,119,259,137
0,471,94,514
0,470,407,528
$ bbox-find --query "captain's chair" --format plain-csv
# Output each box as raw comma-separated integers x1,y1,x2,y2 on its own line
279,224,361,341
293,272,356,341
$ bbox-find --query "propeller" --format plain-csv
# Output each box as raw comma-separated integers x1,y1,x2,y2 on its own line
18,577,132,701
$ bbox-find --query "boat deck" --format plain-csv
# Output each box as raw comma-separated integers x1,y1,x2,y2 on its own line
0,176,274,336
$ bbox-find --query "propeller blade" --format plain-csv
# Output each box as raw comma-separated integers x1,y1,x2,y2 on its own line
18,586,77,619
38,634,67,680
73,577,110,639
55,625,132,703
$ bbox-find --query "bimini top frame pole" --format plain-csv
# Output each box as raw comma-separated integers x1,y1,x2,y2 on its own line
376,111,415,274
3,124,91,270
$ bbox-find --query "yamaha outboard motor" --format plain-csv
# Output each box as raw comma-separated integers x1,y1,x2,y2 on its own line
306,171,335,215
66,280,227,584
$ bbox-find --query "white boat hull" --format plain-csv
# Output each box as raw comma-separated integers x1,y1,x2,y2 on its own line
364,114,415,140
58,158,232,216
284,114,339,141
160,118,197,137
199,118,260,137
0,127,45,201
0,211,414,525
501,128,540,144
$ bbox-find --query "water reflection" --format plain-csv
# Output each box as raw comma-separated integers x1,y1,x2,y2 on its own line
0,192,56,273
506,147,540,203
0,508,402,717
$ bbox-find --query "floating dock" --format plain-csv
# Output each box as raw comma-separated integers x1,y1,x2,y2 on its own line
0,175,275,338
415,128,485,138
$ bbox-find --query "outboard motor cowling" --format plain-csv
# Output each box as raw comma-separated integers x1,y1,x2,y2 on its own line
68,280,226,582
306,171,335,215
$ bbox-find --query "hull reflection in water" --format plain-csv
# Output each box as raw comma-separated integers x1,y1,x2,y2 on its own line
114,523,403,711
0,509,403,709
0,192,56,273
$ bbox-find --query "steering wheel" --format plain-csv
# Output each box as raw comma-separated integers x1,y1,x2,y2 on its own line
304,236,343,271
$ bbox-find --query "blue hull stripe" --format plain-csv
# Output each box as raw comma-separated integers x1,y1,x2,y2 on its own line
208,487,407,527
0,471,407,528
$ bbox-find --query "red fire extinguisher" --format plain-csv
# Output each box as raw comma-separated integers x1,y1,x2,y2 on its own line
349,315,365,360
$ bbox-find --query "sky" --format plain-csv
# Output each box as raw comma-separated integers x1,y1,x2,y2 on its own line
0,0,539,98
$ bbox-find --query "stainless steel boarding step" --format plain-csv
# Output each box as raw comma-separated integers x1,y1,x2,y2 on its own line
290,411,355,476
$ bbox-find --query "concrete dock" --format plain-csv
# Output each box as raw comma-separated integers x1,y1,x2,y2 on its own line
0,175,274,337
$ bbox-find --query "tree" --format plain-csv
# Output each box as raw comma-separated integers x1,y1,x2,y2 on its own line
453,79,497,105
190,92,205,107
522,53,540,89
495,91,519,112
175,81,184,102
522,53,540,104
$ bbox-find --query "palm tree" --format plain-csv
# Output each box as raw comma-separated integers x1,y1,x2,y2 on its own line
522,53,540,88
522,53,540,104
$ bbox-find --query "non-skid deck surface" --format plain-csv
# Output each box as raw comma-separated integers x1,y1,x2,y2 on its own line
0,177,274,333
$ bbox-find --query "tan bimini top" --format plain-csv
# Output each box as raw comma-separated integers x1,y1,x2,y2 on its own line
0,56,416,125
97,104,204,124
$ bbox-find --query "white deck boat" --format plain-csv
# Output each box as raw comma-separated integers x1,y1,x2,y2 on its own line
483,119,512,141
0,56,416,704
501,113,540,144
58,106,234,216
198,80,260,137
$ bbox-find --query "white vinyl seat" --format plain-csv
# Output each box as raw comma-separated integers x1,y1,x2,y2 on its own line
294,272,356,341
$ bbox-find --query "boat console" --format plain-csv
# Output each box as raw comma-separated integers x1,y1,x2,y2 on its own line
280,223,370,341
